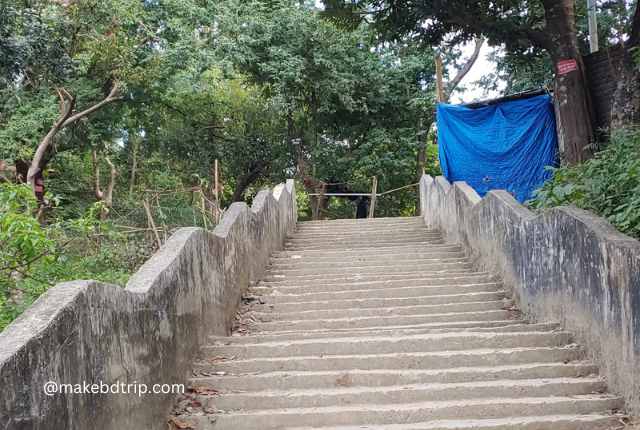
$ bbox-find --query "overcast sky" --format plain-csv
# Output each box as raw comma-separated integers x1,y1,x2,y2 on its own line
448,42,504,104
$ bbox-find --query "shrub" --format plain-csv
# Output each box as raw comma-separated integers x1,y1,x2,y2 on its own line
0,184,137,331
529,128,640,239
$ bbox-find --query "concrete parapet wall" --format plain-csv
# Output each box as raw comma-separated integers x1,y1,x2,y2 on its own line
420,175,640,413
0,180,297,430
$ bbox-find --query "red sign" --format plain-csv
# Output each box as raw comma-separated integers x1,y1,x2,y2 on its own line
557,59,578,75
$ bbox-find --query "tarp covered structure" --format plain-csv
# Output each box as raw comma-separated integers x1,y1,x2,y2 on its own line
436,94,558,202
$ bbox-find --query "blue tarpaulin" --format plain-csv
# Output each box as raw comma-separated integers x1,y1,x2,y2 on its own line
437,94,558,202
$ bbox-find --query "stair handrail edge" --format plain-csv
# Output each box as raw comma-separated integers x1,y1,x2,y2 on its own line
420,173,640,414
0,179,297,429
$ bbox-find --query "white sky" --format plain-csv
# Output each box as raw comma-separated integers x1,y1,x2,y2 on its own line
448,42,503,104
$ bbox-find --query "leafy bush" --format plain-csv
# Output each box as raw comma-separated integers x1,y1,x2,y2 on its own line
0,184,140,331
529,128,640,239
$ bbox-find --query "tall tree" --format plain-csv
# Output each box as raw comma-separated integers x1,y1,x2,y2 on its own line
611,2,640,127
323,0,600,164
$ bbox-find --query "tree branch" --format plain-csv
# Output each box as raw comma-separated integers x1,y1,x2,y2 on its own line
445,37,484,100
92,149,117,219
27,82,124,206
27,89,75,185
62,83,123,128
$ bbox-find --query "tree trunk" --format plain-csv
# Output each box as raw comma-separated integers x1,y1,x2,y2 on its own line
542,0,595,164
92,149,117,221
129,137,138,197
231,177,250,203
416,120,434,179
611,3,640,128
231,164,264,202
416,119,432,216
611,55,640,128
27,84,122,217
444,38,484,100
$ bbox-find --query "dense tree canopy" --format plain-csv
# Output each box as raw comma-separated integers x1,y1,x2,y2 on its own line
2,0,637,334
323,0,640,164
0,0,440,329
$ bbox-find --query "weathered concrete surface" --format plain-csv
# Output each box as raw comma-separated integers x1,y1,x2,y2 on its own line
0,180,297,430
420,174,640,414
172,217,625,429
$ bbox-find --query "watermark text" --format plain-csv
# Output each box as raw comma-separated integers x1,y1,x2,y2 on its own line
43,380,185,397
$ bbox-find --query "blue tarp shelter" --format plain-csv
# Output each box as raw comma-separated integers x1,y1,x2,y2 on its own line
436,93,558,202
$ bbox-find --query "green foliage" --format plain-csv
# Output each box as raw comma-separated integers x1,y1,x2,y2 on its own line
0,184,55,277
474,49,553,98
0,1,73,87
0,0,441,330
633,46,640,67
323,0,546,55
0,183,135,331
530,129,640,239
323,0,637,102
0,89,59,161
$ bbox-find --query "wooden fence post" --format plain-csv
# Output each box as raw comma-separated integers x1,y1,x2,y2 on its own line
368,176,378,218
213,159,220,223
435,55,445,103
143,198,162,249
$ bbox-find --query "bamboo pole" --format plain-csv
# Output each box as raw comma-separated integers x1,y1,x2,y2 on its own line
435,55,445,103
143,199,162,249
368,176,378,219
200,190,208,230
214,159,220,223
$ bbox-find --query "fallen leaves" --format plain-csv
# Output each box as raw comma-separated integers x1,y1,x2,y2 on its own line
167,416,194,430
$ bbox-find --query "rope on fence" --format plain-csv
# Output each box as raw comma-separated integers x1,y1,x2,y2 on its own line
307,182,419,197
377,182,419,196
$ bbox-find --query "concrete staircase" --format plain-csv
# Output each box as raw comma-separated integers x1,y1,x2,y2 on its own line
172,217,626,429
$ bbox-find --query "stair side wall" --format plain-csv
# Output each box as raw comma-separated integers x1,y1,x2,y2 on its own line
420,174,640,414
0,180,297,430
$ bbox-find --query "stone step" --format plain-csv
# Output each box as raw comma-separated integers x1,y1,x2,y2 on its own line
260,271,491,287
291,228,438,239
271,250,466,264
253,300,511,322
283,414,622,430
253,291,506,312
295,220,426,230
291,227,440,236
284,240,447,250
295,224,427,232
172,216,627,429
190,361,597,392
284,238,445,249
203,378,606,411
285,233,443,245
266,259,472,276
214,322,559,344
253,310,514,332
197,395,622,429
273,244,463,258
255,283,503,302
294,228,430,236
297,216,423,226
269,256,468,270
203,331,572,359
194,346,585,374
